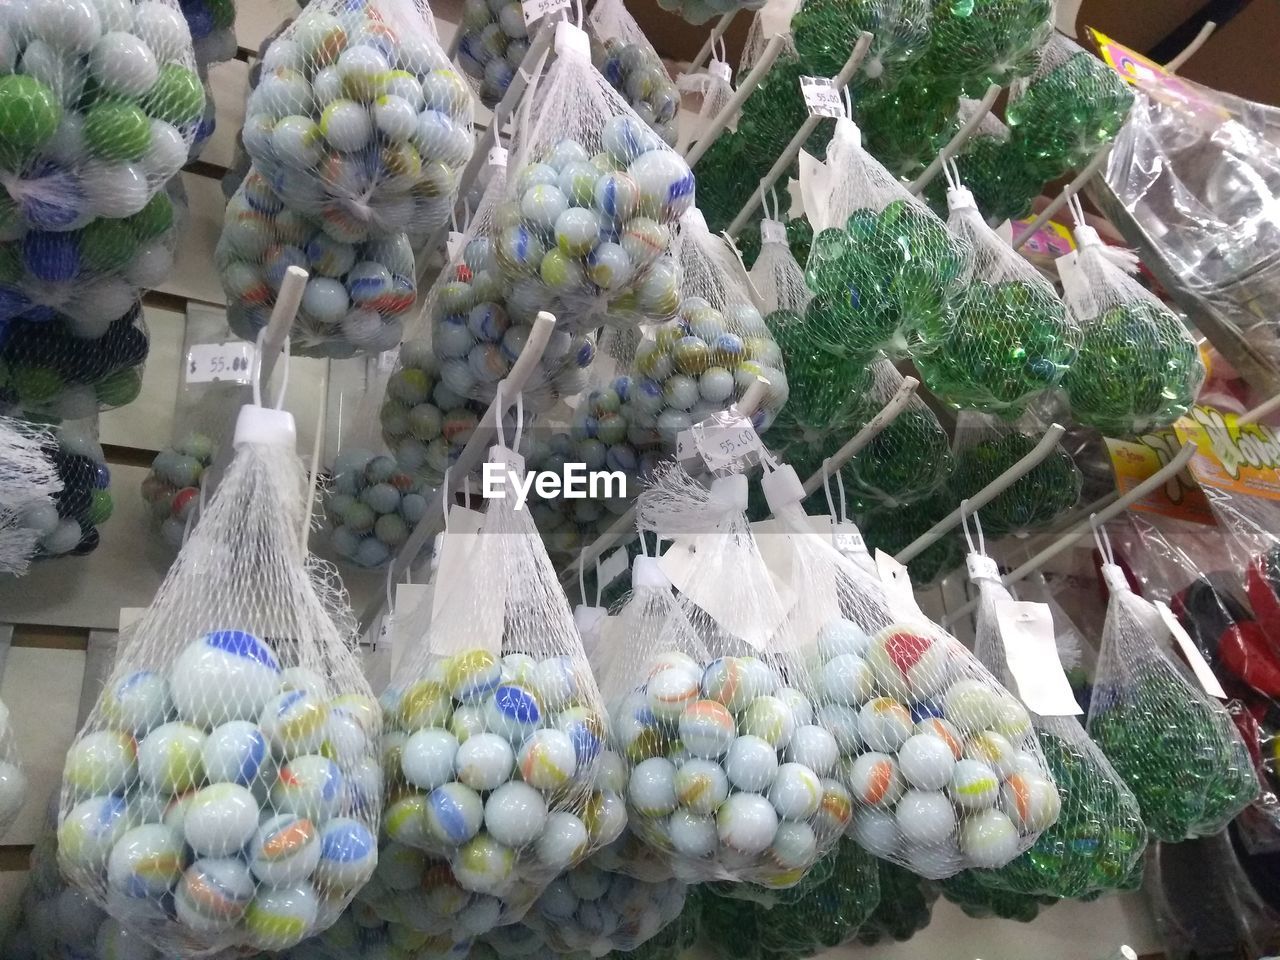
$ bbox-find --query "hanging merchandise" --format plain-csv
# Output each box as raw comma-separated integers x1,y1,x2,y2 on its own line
58,367,382,953
947,411,1081,538
181,0,238,71
918,0,1054,91
0,0,203,237
1087,526,1259,842
922,102,1040,224
914,169,1079,416
858,493,962,587
664,0,767,27
791,0,930,86
218,168,415,358
854,859,937,945
675,44,735,156
0,177,181,330
0,414,61,575
617,469,840,886
1057,209,1204,437
965,526,1147,899
0,697,26,833
496,18,692,333
381,403,615,930
1006,31,1134,182
617,207,787,449
799,117,969,361
308,901,471,959
455,0,530,108
243,0,475,243
141,432,216,550
589,0,681,146
938,870,1058,922
852,75,961,182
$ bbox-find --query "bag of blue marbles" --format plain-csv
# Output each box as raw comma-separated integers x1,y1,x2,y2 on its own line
243,0,475,242
58,388,382,954
587,0,680,146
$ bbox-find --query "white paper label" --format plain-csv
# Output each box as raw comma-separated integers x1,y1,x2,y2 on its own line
1055,249,1089,314
995,220,1015,245
797,149,833,231
524,0,569,25
186,342,255,384
799,76,844,118
391,583,432,677
875,549,925,624
1157,601,1228,699
445,231,465,262
489,445,526,476
597,547,629,592
995,597,1083,716
690,409,762,473
660,537,791,650
709,59,732,83
831,520,866,556
760,219,787,244
432,505,487,621
966,553,1001,583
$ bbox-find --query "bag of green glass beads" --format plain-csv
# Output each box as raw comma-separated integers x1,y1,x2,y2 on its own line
497,18,692,331
1056,202,1205,437
798,117,969,360
947,410,1081,538
963,521,1147,899
756,839,882,956
381,409,617,936
914,165,1079,416
938,870,1058,922
917,0,1054,91
791,0,930,87
588,0,681,146
852,75,962,181
1006,32,1135,182
617,207,788,449
1086,523,1259,842
922,101,1043,224
854,860,937,945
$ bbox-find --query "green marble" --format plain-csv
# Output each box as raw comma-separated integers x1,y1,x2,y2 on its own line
856,860,938,945
948,428,1082,536
940,871,1059,922
922,0,1054,88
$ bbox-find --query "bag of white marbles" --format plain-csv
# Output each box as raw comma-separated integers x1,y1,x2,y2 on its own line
0,0,203,236
618,463,837,886
243,0,475,241
618,208,787,452
58,381,382,954
381,409,614,932
454,0,529,109
587,0,680,146
0,414,61,575
218,166,416,359
0,698,27,834
497,18,692,331
423,150,598,413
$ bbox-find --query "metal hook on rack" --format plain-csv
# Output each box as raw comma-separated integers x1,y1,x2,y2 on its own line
908,83,1002,196
896,422,1068,564
684,35,787,168
725,31,875,239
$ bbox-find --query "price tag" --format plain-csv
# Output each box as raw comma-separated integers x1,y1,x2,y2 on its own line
709,59,732,83
433,505,487,621
690,408,762,474
832,520,866,556
597,547,629,592
966,553,1001,583
489,444,526,476
799,76,845,118
1157,600,1228,699
186,342,255,384
446,230,465,262
995,597,1083,716
391,583,432,676
874,550,925,624
523,0,568,26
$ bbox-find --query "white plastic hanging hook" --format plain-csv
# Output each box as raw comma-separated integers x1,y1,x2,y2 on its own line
440,466,452,531
578,552,588,606
960,499,986,556
1091,512,1116,566
822,458,839,520
252,327,292,410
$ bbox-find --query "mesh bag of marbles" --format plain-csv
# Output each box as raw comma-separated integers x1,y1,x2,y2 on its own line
588,0,680,147
218,167,415,359
0,697,26,833
854,859,936,945
0,178,182,331
619,465,850,886
381,414,615,930
0,414,61,575
57,382,382,954
1006,31,1134,180
946,411,1081,538
497,19,693,332
922,102,1041,224
182,0,238,71
663,0,767,27
141,430,217,550
0,0,204,237
965,536,1147,899
243,0,475,241
1086,530,1259,842
799,117,969,360
618,208,787,450
913,167,1079,416
1057,207,1204,437
918,0,1054,89
938,870,1057,922
454,0,530,109
791,0,931,86
675,53,734,155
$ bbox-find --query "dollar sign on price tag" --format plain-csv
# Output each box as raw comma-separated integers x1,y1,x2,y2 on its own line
186,342,256,385
799,76,845,118
522,0,569,25
688,408,763,474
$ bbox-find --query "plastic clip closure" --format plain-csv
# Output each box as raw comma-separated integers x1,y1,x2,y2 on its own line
761,462,806,515
709,473,749,513
555,20,590,59
632,554,671,591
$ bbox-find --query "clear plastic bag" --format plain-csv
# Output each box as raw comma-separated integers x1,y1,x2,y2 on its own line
218,167,416,359
800,118,969,360
588,0,680,146
616,208,787,450
0,414,61,575
381,412,613,931
497,20,692,331
1087,531,1259,842
791,0,930,86
0,697,27,834
915,172,1079,416
947,411,1081,538
244,0,475,241
1006,31,1134,181
1058,215,1204,437
967,544,1146,899
0,0,203,235
58,385,381,953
